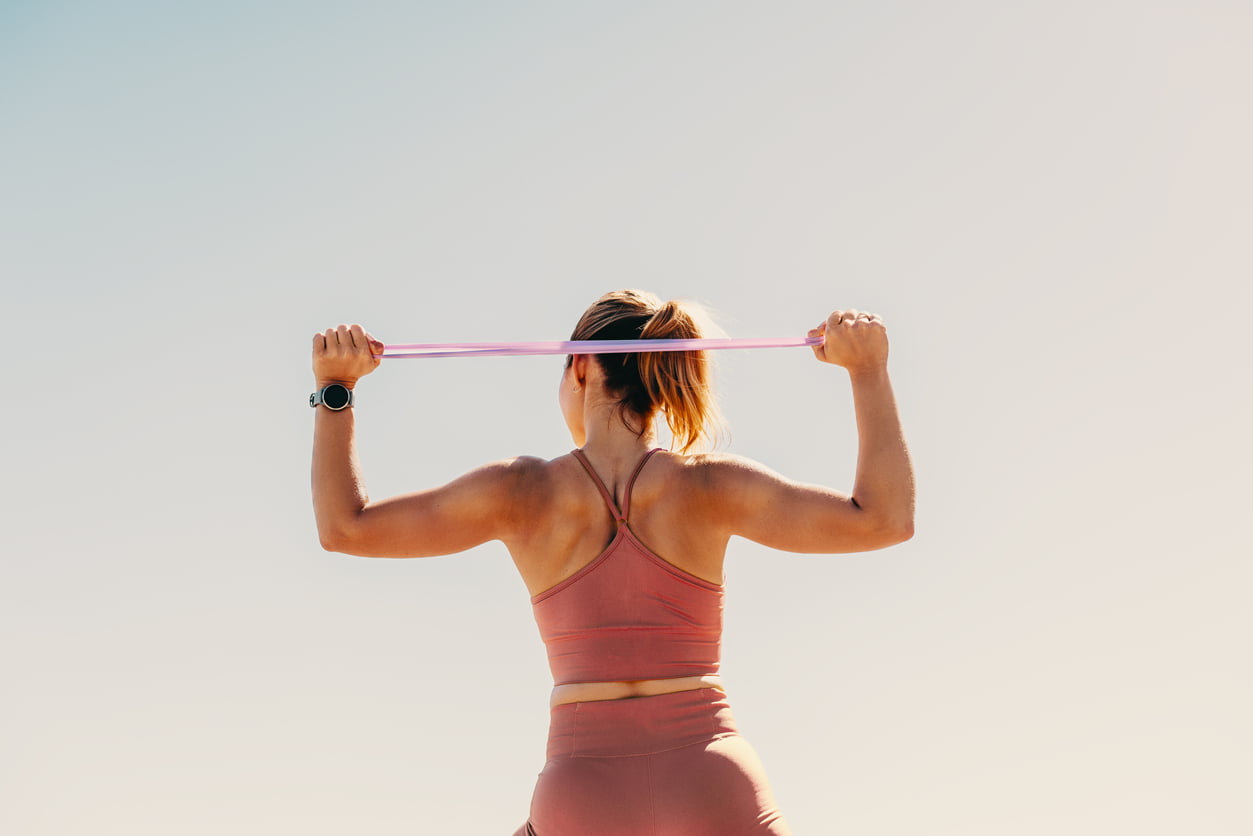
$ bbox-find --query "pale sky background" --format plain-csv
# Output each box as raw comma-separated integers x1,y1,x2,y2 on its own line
3,1,1250,833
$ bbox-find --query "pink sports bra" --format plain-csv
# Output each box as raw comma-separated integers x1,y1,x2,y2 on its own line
530,448,725,686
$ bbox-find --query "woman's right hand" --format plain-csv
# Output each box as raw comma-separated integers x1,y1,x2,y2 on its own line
809,309,889,371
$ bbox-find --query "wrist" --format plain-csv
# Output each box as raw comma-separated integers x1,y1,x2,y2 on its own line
310,380,356,411
315,378,358,390
846,363,889,382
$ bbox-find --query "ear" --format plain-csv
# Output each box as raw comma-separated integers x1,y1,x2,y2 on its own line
570,354,590,386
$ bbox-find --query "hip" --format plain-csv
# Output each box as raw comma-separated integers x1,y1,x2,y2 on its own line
527,688,791,834
544,686,737,760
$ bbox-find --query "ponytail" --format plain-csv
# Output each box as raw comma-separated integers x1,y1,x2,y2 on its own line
638,301,723,453
569,290,726,453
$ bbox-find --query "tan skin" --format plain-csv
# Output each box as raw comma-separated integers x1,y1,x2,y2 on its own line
311,311,915,707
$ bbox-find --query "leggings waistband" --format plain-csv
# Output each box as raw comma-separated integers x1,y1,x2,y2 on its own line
546,688,739,759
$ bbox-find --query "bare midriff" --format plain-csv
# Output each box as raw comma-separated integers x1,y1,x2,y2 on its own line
550,674,724,708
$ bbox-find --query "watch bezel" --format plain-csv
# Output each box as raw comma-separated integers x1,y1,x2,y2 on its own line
313,383,353,410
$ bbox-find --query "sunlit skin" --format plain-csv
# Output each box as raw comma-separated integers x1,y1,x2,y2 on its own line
311,311,915,707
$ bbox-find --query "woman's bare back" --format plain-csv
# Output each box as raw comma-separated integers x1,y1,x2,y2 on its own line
505,450,728,599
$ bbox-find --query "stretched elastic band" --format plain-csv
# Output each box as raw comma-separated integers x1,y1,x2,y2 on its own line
375,336,822,359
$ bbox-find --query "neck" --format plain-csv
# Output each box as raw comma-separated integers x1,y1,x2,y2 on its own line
579,402,658,462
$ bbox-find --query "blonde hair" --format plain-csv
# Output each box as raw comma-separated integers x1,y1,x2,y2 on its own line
568,289,726,453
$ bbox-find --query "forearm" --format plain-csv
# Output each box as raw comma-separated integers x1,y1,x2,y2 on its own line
847,364,915,535
311,386,368,547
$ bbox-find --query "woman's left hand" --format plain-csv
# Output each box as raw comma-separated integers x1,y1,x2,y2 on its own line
313,323,384,386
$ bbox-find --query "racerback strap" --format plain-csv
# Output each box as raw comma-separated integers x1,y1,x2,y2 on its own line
571,448,663,524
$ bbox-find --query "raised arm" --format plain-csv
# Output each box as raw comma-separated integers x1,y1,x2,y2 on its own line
710,309,915,553
310,323,529,558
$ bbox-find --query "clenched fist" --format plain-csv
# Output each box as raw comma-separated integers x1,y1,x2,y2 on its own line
312,324,384,386
809,310,888,372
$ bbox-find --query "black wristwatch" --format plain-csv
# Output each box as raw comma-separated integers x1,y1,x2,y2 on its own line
310,383,354,411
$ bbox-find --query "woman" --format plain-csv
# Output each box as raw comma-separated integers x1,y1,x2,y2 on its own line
311,290,915,834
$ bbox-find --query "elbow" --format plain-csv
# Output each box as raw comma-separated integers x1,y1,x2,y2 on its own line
318,524,356,554
316,508,365,554
874,499,914,545
892,519,915,544
867,515,913,548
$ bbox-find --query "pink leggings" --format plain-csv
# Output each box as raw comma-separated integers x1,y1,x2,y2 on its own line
513,688,790,835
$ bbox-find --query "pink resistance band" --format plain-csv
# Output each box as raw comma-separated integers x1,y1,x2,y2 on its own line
375,336,823,359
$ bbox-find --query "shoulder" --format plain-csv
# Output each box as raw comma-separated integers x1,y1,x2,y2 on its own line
441,455,555,509
647,451,784,504
475,454,563,490
676,451,780,485
489,452,590,505
627,451,780,533
442,455,567,536
455,454,547,484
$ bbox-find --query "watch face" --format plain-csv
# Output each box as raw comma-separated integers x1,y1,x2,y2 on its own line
322,384,351,410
